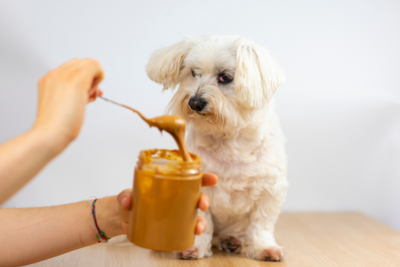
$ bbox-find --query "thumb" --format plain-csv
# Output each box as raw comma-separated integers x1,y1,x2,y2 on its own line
117,189,132,211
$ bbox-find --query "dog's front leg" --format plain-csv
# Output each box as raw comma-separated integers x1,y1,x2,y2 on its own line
178,209,213,260
246,194,286,261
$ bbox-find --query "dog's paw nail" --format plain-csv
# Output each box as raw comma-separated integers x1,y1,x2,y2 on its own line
220,236,243,254
179,247,199,260
259,246,286,261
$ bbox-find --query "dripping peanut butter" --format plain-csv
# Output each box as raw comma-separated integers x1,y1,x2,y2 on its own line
100,96,201,251
100,96,191,162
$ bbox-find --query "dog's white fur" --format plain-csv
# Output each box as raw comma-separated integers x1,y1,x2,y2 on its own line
146,35,288,261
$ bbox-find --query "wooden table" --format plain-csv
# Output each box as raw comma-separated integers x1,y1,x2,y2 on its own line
27,213,400,267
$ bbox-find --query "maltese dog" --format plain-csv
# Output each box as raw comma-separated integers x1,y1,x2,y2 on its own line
146,35,288,261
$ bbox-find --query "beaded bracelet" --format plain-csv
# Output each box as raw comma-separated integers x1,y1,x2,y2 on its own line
90,198,110,243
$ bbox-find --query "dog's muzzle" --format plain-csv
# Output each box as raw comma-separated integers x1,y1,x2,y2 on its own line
189,96,207,112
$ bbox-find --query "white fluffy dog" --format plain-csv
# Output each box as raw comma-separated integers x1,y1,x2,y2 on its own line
146,35,288,261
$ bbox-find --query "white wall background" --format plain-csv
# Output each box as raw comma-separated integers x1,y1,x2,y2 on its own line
1,0,399,230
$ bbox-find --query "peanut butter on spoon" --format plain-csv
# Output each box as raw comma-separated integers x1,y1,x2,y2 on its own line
100,96,192,162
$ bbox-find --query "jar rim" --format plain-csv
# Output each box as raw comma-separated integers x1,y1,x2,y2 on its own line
136,149,201,177
138,149,201,166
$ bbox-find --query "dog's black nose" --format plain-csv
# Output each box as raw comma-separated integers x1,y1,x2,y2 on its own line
189,97,207,112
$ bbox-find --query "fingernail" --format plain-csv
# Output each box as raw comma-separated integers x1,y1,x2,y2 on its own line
199,224,205,233
121,197,127,204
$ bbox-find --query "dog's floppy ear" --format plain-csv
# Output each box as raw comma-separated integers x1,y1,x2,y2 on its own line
146,38,194,90
235,39,285,109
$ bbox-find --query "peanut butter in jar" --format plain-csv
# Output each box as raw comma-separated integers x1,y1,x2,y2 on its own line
127,149,202,251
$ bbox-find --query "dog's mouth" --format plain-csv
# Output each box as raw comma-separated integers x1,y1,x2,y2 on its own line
196,111,207,116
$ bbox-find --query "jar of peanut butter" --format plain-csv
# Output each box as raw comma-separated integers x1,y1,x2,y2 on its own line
127,149,202,251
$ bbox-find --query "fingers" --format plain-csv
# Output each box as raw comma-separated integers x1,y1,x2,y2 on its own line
117,189,132,211
198,193,209,212
195,215,207,235
202,173,218,187
55,58,105,93
78,59,104,90
65,58,105,102
88,88,103,103
55,58,81,72
199,173,216,212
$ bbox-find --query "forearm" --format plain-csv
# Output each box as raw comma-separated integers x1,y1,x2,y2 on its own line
0,128,68,205
0,196,122,267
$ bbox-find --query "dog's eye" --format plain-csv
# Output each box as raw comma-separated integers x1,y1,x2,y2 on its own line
218,74,233,84
191,69,196,77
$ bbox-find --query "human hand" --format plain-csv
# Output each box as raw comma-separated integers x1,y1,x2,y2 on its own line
33,58,104,149
97,173,218,238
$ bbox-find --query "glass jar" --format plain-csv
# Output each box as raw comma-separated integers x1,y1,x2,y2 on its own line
127,149,202,251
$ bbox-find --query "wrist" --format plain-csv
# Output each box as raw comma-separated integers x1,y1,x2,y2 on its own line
95,196,124,238
29,125,72,156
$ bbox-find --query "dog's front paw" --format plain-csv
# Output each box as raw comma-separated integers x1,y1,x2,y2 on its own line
179,247,199,260
219,236,243,254
247,245,286,262
178,245,213,260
